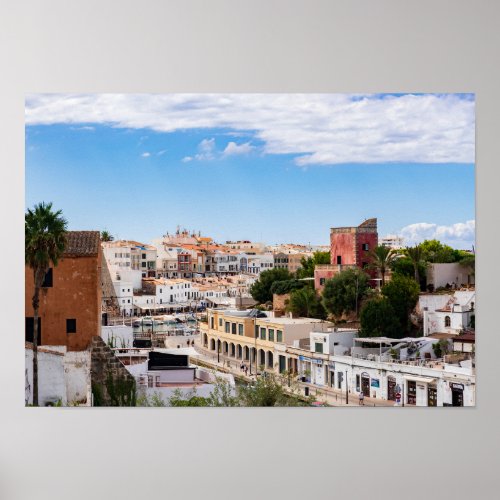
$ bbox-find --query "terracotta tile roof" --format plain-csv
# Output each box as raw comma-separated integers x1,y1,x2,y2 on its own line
64,231,100,257
453,331,476,343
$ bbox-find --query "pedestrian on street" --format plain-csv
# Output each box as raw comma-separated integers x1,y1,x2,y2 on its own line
359,391,365,406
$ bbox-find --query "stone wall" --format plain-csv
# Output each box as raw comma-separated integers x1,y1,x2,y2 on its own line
90,336,136,406
100,254,121,318
273,293,290,315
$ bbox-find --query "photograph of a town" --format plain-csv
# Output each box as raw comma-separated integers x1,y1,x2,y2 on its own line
25,93,475,407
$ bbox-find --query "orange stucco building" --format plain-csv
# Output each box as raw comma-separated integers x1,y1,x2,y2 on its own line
25,231,102,351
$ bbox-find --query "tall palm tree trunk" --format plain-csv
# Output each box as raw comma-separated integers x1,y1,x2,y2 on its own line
32,284,40,406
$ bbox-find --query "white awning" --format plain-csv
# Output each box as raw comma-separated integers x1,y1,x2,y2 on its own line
403,375,436,384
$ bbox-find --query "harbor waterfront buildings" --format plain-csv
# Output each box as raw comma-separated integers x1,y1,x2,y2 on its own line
200,309,475,407
25,222,475,407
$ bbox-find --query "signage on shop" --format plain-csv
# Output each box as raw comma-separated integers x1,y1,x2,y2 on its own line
371,378,380,388
450,383,464,391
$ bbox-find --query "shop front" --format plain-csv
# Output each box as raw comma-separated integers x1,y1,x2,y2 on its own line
451,382,464,407
404,376,437,406
387,375,397,401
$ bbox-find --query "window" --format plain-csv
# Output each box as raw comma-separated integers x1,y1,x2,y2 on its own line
445,316,451,327
142,262,146,268
225,322,230,333
362,243,369,251
42,268,53,287
255,325,259,338
260,327,266,340
128,299,130,303
66,319,77,334
25,317,41,344
268,329,274,342
320,278,326,286
315,342,323,353
142,253,146,259
211,317,215,329
160,289,162,293
238,324,243,335
277,330,283,342
356,374,360,392
231,323,237,335
336,256,342,265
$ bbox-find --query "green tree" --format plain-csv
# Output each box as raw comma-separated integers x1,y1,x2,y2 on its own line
390,255,427,284
459,253,475,278
296,251,330,279
382,274,420,334
25,202,68,406
287,286,326,319
270,279,307,295
237,372,310,407
404,245,424,285
359,297,401,338
100,229,114,242
250,267,293,303
321,268,369,319
368,245,398,287
206,375,239,407
419,239,456,263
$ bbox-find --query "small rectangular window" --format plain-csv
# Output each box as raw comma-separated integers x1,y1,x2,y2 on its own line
268,329,274,342
315,342,323,353
66,319,77,334
336,256,342,265
238,324,243,335
260,327,266,340
277,330,283,342
42,268,53,288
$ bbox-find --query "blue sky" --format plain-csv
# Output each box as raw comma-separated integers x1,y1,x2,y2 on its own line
25,94,475,248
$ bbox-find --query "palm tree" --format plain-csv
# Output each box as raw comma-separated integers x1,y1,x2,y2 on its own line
100,230,114,242
25,202,67,405
368,245,398,287
404,245,423,285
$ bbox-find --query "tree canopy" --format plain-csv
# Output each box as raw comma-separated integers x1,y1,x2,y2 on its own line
321,268,370,318
296,251,330,279
381,274,420,334
287,286,326,319
250,267,294,303
368,245,398,287
359,297,401,338
270,278,307,296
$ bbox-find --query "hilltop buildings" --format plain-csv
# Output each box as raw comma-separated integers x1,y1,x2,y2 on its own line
314,218,378,290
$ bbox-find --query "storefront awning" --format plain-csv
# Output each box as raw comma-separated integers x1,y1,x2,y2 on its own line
403,375,436,384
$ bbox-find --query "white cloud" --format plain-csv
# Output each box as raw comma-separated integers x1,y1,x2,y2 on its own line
25,93,475,165
141,152,151,158
182,156,193,163
399,220,475,248
157,149,167,156
70,125,95,131
223,141,254,156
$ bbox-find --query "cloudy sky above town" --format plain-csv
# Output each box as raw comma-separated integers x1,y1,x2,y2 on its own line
25,93,475,248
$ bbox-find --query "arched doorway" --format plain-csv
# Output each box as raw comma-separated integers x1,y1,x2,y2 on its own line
244,346,250,361
210,338,215,351
230,343,235,357
259,349,266,367
223,341,228,355
237,344,242,359
267,351,274,369
203,334,208,347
